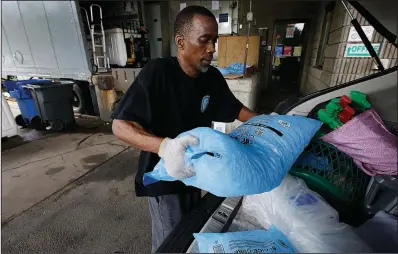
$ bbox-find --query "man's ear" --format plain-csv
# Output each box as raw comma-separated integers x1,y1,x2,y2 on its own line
175,35,184,50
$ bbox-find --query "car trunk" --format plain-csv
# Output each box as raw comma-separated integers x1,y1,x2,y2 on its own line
156,1,397,252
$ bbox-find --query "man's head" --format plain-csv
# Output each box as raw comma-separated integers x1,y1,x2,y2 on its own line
174,6,218,75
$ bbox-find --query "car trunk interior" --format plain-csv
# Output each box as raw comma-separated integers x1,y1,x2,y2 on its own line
156,1,398,252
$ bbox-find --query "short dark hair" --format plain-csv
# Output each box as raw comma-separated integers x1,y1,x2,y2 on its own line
174,5,216,36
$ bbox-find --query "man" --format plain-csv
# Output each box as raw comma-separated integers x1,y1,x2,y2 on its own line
112,5,258,252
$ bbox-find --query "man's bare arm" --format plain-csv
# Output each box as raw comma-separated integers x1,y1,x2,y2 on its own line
238,106,259,122
112,119,163,153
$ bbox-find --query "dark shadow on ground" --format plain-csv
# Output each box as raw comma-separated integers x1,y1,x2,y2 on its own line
1,115,111,152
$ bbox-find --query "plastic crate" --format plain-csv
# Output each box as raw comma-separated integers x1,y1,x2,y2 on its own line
290,139,370,208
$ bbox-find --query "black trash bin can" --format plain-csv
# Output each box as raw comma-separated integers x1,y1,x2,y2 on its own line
25,81,76,131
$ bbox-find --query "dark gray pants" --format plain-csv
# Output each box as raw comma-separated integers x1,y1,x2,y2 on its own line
148,190,201,252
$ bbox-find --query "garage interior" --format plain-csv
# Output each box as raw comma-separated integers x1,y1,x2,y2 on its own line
1,0,397,253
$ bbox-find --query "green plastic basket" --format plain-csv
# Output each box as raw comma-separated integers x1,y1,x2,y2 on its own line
290,139,370,209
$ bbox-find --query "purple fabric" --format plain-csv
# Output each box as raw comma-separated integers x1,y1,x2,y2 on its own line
321,109,397,176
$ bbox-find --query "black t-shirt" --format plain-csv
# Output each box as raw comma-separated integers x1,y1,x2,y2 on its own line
111,57,243,197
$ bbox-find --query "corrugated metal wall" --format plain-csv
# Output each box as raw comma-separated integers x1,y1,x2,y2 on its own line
1,1,91,80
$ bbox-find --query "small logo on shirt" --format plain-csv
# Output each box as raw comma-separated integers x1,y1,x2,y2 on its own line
201,95,210,113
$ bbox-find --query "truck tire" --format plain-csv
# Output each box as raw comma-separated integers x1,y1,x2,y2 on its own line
72,83,85,113
51,119,65,132
15,114,27,127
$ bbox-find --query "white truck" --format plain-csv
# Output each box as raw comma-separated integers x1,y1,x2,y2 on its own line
1,0,243,123
1,0,146,117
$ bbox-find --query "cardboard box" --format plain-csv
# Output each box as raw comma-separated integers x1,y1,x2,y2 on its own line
217,35,260,68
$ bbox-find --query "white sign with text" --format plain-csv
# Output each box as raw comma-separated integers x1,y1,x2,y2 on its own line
212,1,219,10
344,43,381,57
348,26,374,42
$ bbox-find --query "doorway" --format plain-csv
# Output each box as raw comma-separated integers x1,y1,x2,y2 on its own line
258,21,309,113
269,22,307,92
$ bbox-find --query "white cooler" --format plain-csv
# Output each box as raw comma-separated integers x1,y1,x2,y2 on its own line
105,28,128,67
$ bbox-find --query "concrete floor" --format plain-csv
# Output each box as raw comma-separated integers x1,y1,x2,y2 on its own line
1,100,151,252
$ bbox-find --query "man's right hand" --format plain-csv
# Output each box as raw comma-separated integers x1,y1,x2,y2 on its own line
158,135,198,179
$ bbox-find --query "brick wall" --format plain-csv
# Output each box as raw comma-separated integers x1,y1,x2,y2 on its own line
301,1,398,95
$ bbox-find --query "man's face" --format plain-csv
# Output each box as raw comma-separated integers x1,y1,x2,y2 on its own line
178,14,218,73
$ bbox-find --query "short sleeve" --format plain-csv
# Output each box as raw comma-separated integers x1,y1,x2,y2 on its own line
111,79,152,129
213,74,243,122
111,59,165,130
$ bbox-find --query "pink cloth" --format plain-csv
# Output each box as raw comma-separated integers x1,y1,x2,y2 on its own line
321,109,397,176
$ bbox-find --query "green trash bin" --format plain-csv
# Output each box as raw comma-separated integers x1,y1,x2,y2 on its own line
25,81,75,131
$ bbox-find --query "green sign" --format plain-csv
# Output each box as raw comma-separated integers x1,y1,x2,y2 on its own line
345,43,380,57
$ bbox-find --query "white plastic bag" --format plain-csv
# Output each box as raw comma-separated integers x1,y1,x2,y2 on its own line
241,175,372,253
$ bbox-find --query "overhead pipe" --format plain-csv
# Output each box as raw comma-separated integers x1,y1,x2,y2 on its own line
243,1,253,77
140,0,146,27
